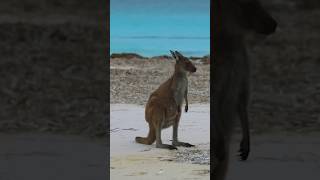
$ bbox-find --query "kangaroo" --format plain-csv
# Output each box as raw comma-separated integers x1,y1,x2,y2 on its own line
135,50,197,150
212,0,277,179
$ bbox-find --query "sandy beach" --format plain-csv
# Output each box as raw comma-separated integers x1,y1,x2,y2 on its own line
110,104,210,180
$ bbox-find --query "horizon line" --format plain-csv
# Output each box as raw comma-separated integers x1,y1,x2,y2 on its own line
112,36,209,40
110,52,210,58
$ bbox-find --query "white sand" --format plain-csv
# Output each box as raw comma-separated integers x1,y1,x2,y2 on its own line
110,103,210,180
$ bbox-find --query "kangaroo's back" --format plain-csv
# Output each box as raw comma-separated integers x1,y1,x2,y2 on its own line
149,76,174,100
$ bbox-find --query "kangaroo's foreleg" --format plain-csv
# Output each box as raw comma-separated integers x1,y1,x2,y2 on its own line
184,87,188,112
238,86,250,160
172,109,194,147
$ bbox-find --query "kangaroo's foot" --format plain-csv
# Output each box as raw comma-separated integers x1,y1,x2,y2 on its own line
156,143,177,150
173,141,195,147
238,139,250,161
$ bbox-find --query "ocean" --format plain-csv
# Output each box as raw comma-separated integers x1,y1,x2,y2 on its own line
110,0,210,57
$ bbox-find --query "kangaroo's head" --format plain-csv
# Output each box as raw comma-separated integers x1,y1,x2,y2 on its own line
170,50,197,73
237,0,277,35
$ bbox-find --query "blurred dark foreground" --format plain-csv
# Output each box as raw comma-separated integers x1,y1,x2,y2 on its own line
0,133,107,180
244,0,320,133
0,0,107,136
225,0,320,179
0,0,108,179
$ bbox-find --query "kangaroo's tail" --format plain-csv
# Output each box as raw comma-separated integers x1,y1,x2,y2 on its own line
135,124,156,145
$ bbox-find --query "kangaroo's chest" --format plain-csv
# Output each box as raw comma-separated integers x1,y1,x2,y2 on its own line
173,78,188,106
162,103,179,129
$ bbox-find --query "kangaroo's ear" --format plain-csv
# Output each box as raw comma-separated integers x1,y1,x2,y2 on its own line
170,50,178,60
174,51,184,59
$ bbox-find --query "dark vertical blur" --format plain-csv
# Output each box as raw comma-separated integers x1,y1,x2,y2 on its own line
212,0,320,179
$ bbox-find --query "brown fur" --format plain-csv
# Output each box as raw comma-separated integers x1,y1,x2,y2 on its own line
136,50,196,150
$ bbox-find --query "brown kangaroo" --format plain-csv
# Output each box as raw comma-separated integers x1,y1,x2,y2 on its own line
212,0,277,179
135,50,197,150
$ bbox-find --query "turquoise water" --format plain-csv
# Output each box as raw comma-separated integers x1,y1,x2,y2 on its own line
110,0,210,57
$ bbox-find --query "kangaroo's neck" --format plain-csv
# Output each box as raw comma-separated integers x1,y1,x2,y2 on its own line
171,67,188,106
172,68,188,85
173,65,188,80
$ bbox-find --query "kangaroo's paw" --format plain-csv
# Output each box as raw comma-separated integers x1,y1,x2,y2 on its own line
173,141,195,147
238,140,250,161
156,143,177,150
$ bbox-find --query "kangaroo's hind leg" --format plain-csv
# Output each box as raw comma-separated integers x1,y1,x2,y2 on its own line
153,109,177,150
172,109,194,147
212,131,230,180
